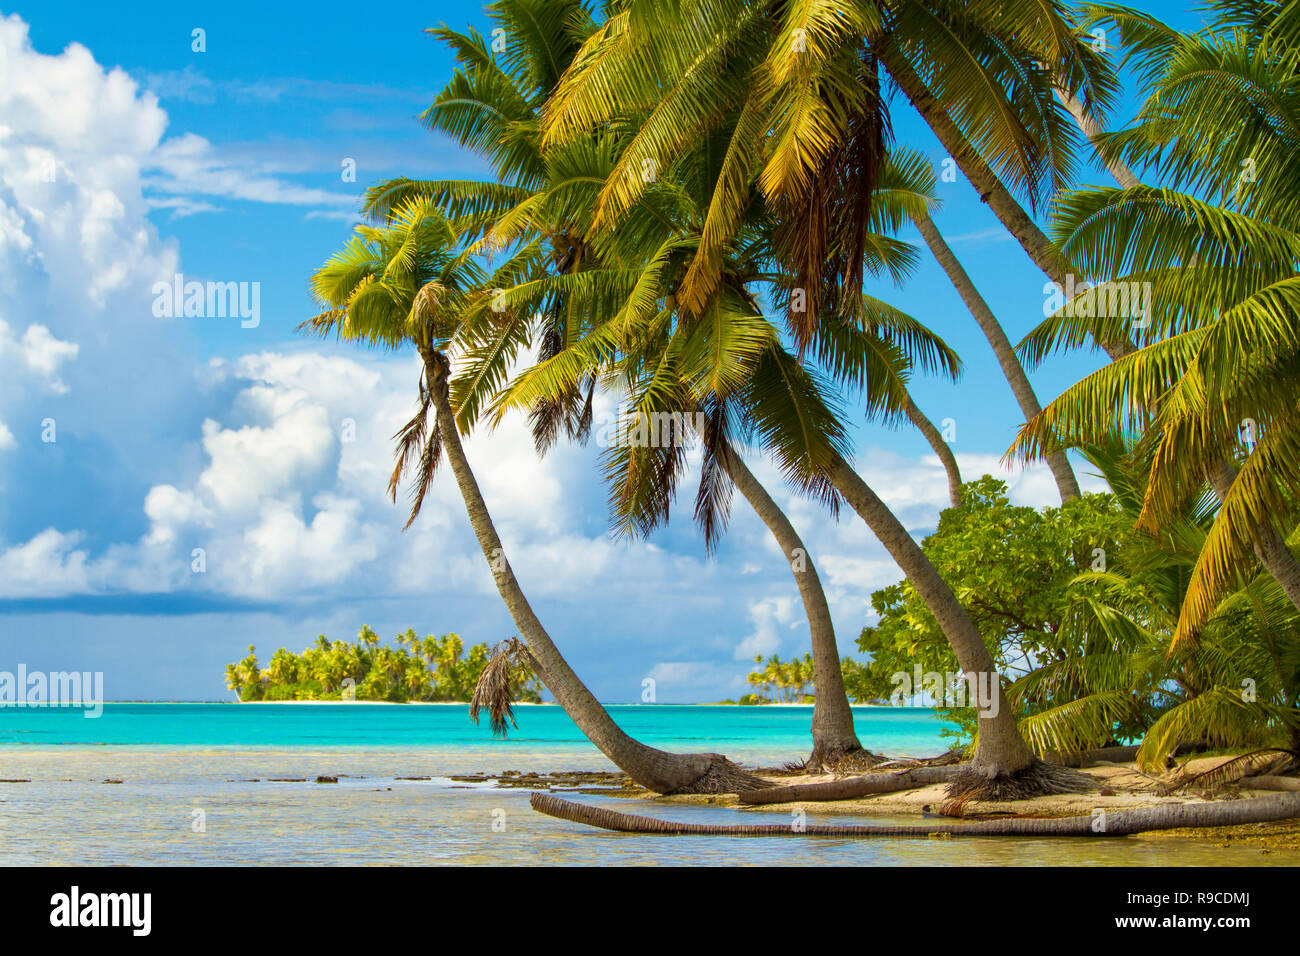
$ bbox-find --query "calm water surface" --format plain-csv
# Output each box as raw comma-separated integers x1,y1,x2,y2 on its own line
0,704,1291,865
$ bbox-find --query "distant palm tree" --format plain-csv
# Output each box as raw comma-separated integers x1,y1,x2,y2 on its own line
225,645,262,701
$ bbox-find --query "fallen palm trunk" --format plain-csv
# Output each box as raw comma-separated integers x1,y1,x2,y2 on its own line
1161,748,1297,794
531,791,1300,837
738,766,963,805
1239,775,1300,792
1047,741,1208,768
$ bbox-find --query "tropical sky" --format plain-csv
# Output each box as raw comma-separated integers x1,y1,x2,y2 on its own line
0,0,1197,702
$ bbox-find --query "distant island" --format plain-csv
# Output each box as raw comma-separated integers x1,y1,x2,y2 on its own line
224,627,541,703
224,638,879,708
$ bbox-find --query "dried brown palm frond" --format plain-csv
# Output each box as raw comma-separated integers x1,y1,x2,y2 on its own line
693,403,735,555
569,378,594,445
404,420,443,530
528,321,568,454
470,638,539,738
387,401,429,506
529,397,566,455
527,308,596,455
772,52,888,355
1160,748,1300,795
821,748,887,774
386,374,442,530
528,379,594,455
410,280,448,332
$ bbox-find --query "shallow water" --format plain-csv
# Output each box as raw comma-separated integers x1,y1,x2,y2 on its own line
0,748,1288,866
0,705,1293,865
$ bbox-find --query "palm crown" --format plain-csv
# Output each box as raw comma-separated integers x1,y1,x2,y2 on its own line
1010,0,1300,646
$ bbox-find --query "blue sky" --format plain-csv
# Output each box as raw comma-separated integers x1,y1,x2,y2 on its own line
0,1,1198,702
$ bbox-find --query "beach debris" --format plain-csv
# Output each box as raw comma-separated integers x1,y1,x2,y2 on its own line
314,775,339,784
1159,748,1299,795
739,765,963,805
470,637,536,737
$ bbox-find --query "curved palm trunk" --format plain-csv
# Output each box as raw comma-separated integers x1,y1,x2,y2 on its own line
912,210,1081,502
824,454,1037,779
878,47,1134,361
1053,87,1142,190
714,441,865,766
532,789,1300,836
423,352,761,794
901,390,963,509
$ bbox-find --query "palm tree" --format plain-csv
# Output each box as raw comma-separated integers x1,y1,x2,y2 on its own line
1009,0,1300,647
539,0,1126,355
266,648,300,687
357,625,381,658
751,654,816,702
224,646,262,701
1007,441,1300,768
356,0,1092,794
493,220,1065,796
519,0,1143,793
716,434,868,758
306,197,763,793
374,0,883,766
899,392,962,509
479,136,979,768
746,654,776,702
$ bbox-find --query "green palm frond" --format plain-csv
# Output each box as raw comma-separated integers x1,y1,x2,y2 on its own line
1137,687,1281,770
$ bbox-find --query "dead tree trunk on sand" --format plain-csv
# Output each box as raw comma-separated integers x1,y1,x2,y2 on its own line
531,791,1300,837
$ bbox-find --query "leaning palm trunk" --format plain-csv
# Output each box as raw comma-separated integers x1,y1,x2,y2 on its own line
423,351,763,794
713,439,866,767
531,789,1300,837
823,454,1074,795
878,47,1134,362
912,210,1080,503
901,390,963,509
1053,87,1141,190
